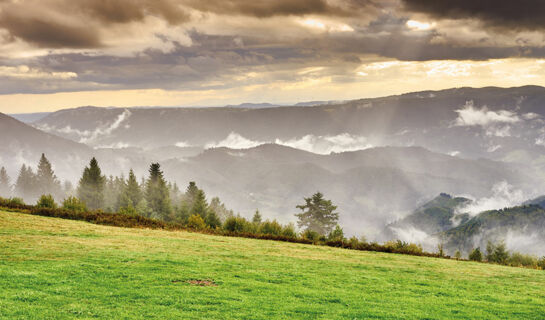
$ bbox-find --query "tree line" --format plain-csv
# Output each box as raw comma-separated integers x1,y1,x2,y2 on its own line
0,154,342,238
3,154,545,270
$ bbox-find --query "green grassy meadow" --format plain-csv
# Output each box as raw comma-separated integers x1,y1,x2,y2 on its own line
1,210,545,319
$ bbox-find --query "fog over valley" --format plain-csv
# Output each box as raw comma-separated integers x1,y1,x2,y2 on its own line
3,86,545,255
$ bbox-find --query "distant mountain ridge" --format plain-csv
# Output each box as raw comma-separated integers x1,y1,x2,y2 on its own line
32,86,545,172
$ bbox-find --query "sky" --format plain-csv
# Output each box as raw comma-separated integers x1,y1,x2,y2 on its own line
2,0,545,113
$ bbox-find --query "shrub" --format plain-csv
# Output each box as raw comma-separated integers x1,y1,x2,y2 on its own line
36,195,57,209
487,241,509,265
281,223,297,239
259,220,283,236
437,242,445,257
301,229,321,243
62,196,87,213
118,205,138,216
454,250,462,260
9,197,25,207
347,236,362,250
538,257,545,270
327,225,345,242
205,210,222,229
187,214,207,230
508,252,537,268
469,248,483,262
385,240,423,255
223,216,251,233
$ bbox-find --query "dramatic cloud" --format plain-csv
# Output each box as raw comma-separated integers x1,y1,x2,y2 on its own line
2,0,545,109
185,0,380,18
402,0,545,31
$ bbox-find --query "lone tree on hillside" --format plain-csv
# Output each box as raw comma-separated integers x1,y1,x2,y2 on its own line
295,192,339,235
77,157,105,210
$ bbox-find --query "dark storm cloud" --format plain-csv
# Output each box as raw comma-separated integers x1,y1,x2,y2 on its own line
401,0,545,31
0,0,189,48
0,12,102,48
78,0,189,25
185,0,381,18
1,0,545,97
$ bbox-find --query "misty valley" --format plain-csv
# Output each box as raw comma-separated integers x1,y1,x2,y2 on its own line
2,86,545,263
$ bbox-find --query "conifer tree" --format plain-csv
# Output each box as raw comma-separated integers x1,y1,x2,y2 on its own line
252,209,262,224
118,169,143,210
205,209,221,229
14,164,37,201
77,157,106,210
209,196,234,222
168,182,181,205
176,181,200,222
104,175,125,211
185,181,199,206
145,163,172,220
35,153,61,198
63,181,75,197
0,166,11,197
295,192,339,235
191,189,208,218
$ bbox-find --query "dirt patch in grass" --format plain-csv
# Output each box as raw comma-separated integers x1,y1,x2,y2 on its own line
182,279,218,287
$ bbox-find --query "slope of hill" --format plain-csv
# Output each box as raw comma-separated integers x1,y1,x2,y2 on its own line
524,195,545,209
0,113,93,179
387,193,472,237
444,205,545,255
1,211,544,319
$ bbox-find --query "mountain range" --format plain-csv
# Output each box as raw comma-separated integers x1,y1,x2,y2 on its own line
2,85,545,246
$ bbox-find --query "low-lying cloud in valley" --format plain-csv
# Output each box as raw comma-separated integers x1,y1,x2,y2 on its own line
456,182,527,216
205,132,373,154
454,101,520,127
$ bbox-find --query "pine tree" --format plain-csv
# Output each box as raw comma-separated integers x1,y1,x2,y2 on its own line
209,196,234,222
77,157,105,210
63,181,75,197
252,209,262,224
176,181,200,222
35,153,61,198
118,169,143,210
14,164,37,202
469,247,483,262
185,181,199,206
295,192,339,235
104,175,125,211
0,167,11,197
168,182,181,206
327,225,345,242
191,189,208,218
145,163,172,220
205,209,221,229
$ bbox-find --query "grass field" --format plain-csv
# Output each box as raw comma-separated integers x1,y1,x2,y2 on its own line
1,211,545,319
